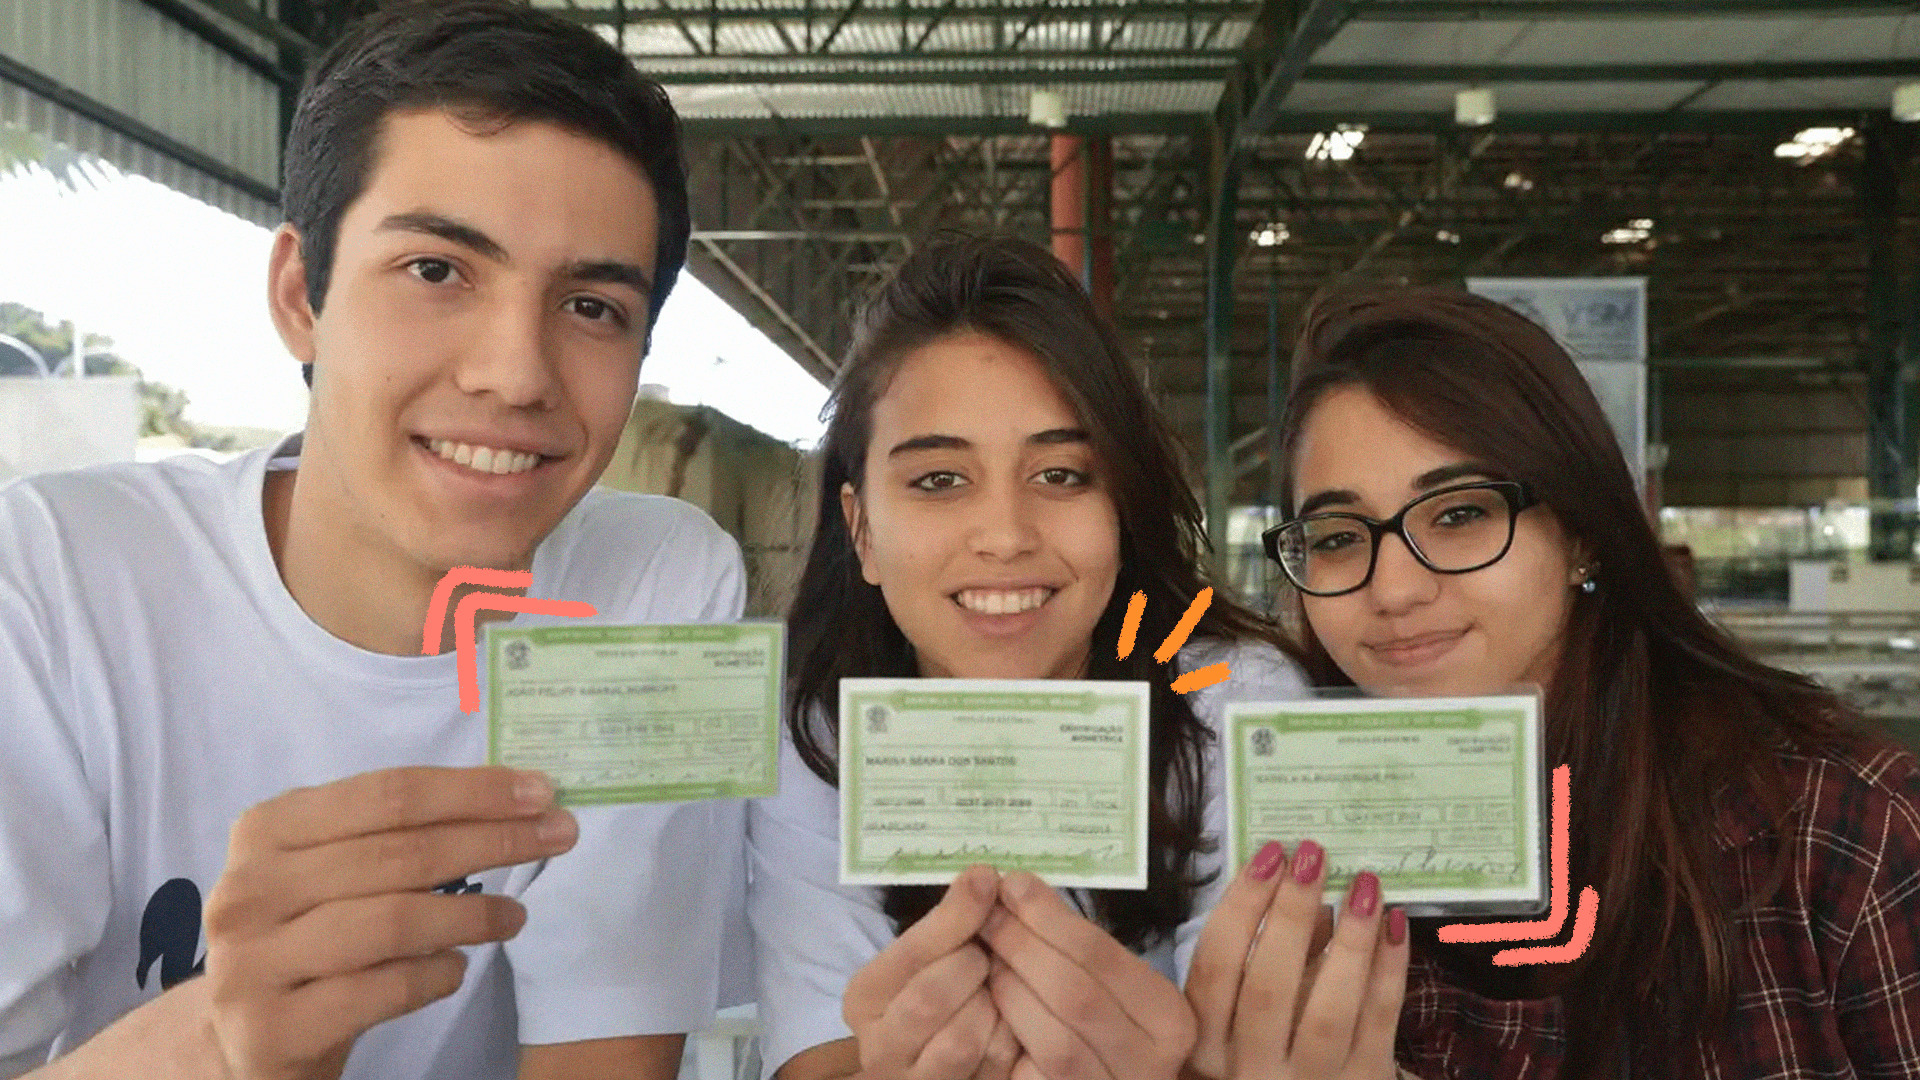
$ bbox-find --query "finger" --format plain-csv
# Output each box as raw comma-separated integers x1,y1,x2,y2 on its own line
231,766,555,853
213,810,577,928
861,944,993,1072
988,958,1115,1080
909,987,998,1080
1289,903,1336,1033
1232,838,1329,1065
847,866,1001,1024
1289,871,1386,1073
1183,840,1287,1079
973,1015,1020,1080
995,872,1193,1053
979,901,1180,1080
1349,907,1411,1069
252,892,529,987
271,949,471,1059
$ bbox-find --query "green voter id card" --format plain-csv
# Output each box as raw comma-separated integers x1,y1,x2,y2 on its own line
1224,693,1545,916
485,622,783,806
839,678,1151,889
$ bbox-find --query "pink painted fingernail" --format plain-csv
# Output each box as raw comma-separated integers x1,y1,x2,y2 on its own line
1248,840,1286,881
1388,907,1407,945
1348,872,1380,917
1291,839,1324,884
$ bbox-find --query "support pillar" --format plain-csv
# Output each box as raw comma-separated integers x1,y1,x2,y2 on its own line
1862,120,1918,561
1050,134,1115,317
1086,136,1115,318
1050,134,1086,288
1203,134,1243,565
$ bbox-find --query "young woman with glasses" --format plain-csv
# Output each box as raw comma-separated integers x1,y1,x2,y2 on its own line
750,237,1415,1080
1264,287,1920,1078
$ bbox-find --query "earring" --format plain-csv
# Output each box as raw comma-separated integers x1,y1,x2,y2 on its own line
1574,565,1597,593
1580,577,1597,594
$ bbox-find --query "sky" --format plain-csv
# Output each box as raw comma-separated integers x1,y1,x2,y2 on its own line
0,157,829,447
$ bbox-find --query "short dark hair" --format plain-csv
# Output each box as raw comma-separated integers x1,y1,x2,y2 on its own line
786,234,1304,949
283,0,691,387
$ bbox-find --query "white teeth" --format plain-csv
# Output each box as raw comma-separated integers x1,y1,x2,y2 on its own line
427,439,543,475
955,588,1054,615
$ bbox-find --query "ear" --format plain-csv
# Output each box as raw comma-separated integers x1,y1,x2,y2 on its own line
1566,539,1598,586
840,482,880,586
267,224,318,368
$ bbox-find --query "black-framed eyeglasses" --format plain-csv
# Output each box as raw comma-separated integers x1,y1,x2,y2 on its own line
1261,481,1539,598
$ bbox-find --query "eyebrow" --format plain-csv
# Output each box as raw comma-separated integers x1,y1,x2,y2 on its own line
377,212,655,297
378,212,506,262
886,428,1089,459
1296,462,1497,517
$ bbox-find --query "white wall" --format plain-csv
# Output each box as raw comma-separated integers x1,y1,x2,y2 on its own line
0,375,139,483
1789,559,1920,613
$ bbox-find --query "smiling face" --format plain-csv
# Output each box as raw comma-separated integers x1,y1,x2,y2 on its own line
1290,385,1588,697
269,107,658,578
843,332,1122,680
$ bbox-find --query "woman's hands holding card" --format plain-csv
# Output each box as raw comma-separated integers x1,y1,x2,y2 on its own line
843,865,1022,1080
844,848,1407,1080
976,871,1197,1080
1183,840,1410,1080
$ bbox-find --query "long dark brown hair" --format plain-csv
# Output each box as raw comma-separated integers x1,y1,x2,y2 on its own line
1275,287,1880,1077
788,235,1302,948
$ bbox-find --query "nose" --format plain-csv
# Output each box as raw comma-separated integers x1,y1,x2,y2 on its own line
1365,529,1439,613
453,293,562,409
967,480,1040,561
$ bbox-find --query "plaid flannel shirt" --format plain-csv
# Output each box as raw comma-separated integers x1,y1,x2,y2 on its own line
1397,743,1920,1079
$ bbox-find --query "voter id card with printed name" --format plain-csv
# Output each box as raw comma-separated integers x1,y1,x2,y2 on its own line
486,622,783,806
839,677,1151,889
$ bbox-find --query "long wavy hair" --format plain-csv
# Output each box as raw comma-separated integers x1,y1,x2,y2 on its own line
1274,287,1880,1077
788,235,1301,948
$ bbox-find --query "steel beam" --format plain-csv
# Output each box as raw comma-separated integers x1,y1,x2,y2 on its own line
1354,0,1914,17
638,55,1233,83
561,1,1251,24
1301,59,1920,83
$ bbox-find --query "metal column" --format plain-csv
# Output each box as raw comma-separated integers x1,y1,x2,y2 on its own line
1203,131,1242,563
1050,133,1115,316
1862,119,1918,561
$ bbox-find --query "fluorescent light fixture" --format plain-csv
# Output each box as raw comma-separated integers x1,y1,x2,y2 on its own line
1602,218,1654,245
1456,87,1496,127
1249,223,1290,247
1305,125,1365,161
1774,126,1855,161
1027,90,1067,129
1896,83,1920,123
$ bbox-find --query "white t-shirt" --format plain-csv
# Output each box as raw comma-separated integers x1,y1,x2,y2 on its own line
0,434,752,1079
747,638,1310,1078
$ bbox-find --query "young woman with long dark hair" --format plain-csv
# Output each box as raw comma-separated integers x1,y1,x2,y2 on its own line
749,236,1413,1080
1265,286,1920,1078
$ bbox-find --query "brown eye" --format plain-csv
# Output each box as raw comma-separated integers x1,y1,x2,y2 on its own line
911,471,966,492
567,296,627,327
407,258,456,285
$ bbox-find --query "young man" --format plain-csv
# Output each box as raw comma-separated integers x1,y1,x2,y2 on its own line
0,3,747,1078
